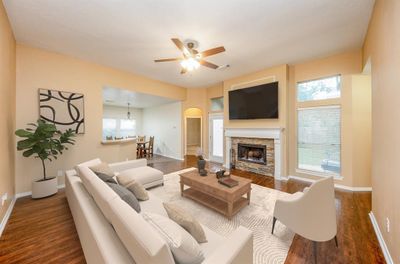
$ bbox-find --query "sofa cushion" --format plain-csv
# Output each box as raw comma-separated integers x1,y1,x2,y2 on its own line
75,158,101,177
126,180,149,201
90,162,115,177
117,166,163,187
140,192,169,217
142,212,205,264
108,198,175,264
163,203,207,243
107,183,141,213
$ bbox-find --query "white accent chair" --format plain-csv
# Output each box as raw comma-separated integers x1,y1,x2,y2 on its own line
272,176,337,263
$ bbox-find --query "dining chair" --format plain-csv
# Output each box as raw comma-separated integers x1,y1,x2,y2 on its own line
144,136,154,158
136,136,146,158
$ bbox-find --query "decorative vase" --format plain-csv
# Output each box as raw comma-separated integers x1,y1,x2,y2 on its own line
197,159,206,173
32,177,58,199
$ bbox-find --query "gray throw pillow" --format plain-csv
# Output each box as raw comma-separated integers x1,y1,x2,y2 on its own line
95,172,118,184
106,183,141,213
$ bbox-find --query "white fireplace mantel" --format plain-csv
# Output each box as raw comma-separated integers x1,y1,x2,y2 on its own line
224,127,283,180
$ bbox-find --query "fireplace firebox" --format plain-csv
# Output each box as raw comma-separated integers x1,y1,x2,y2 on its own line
237,143,267,165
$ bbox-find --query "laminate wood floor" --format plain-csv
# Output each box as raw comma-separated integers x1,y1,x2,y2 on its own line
0,155,385,263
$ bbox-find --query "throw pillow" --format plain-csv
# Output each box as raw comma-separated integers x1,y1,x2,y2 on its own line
142,212,205,264
163,203,207,243
126,180,149,201
94,172,118,184
89,162,115,177
116,171,135,187
106,183,141,213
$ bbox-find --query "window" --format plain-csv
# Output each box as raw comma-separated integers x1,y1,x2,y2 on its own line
103,118,117,139
298,106,341,174
102,118,136,140
297,75,341,176
210,97,224,112
297,75,341,102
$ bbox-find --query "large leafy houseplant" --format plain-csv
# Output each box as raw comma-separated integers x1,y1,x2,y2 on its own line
15,119,75,181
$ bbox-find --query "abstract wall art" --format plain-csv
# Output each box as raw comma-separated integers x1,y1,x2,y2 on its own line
39,88,85,134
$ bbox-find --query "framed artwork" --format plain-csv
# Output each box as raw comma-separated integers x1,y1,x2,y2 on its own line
39,88,85,134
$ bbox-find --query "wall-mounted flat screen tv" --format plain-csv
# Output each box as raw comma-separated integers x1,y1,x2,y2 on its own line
229,81,279,120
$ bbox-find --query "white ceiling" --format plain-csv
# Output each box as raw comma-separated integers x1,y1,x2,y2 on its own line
4,0,374,88
103,87,177,108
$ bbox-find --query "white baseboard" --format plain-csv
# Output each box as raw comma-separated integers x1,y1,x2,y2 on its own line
369,212,394,264
0,197,16,237
287,175,372,192
16,184,66,199
155,153,184,161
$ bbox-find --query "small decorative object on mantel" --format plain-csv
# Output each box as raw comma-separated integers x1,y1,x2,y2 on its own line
15,119,75,199
196,148,207,176
39,88,85,134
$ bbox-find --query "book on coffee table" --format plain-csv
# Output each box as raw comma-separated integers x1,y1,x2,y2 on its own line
218,177,239,188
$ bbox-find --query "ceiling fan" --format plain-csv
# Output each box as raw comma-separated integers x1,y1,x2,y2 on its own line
154,38,226,74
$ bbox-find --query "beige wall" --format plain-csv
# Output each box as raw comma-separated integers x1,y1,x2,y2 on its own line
0,2,16,224
363,0,400,261
182,84,224,159
223,65,289,176
15,45,186,193
287,51,372,188
182,89,207,157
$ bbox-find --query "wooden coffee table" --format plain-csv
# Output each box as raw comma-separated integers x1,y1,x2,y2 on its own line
179,170,252,219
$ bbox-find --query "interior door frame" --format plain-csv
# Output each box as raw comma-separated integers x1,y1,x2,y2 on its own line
184,116,203,156
208,112,224,163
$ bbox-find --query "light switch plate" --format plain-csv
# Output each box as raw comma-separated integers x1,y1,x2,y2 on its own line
386,217,390,233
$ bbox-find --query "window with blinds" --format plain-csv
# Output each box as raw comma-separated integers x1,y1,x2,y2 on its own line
297,106,341,174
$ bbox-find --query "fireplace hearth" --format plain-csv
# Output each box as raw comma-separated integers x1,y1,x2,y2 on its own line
237,143,267,165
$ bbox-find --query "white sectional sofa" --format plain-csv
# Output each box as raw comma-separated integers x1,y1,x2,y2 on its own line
65,159,253,264
67,158,164,189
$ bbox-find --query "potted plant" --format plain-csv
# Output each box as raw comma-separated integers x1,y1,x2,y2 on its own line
15,119,75,199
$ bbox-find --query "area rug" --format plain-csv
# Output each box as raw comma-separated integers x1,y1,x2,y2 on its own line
149,168,295,264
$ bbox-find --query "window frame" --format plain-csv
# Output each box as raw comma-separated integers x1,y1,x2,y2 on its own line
295,75,343,179
102,117,137,140
296,74,341,103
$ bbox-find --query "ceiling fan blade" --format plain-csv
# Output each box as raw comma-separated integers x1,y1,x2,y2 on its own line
180,68,187,74
199,60,219,69
200,46,225,58
171,38,185,52
154,58,182,62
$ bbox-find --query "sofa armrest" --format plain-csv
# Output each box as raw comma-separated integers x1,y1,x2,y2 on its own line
203,226,253,264
109,159,147,173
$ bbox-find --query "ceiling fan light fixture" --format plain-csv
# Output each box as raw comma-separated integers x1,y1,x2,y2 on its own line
180,57,200,71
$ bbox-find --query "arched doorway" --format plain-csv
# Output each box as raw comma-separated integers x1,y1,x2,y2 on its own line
184,108,202,156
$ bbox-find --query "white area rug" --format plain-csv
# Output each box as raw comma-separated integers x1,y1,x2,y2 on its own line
149,168,294,264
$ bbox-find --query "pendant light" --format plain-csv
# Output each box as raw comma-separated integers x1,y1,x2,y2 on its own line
127,102,131,120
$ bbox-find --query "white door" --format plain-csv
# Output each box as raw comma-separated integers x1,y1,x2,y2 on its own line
209,113,224,163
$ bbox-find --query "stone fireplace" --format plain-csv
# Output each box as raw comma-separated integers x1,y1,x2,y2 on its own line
225,128,282,179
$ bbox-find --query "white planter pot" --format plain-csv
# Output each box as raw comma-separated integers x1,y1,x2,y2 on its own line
32,177,58,199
